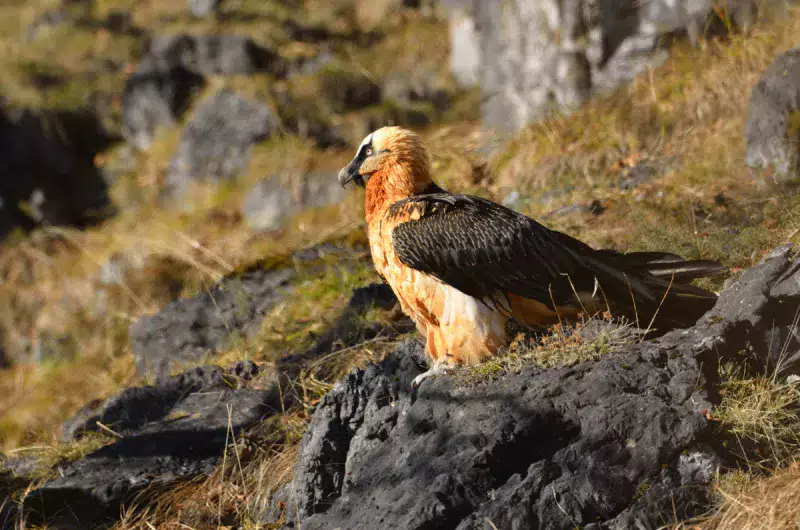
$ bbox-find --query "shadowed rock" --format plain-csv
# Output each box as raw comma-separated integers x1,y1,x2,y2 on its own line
62,361,260,442
129,246,391,379
0,106,114,239
121,66,205,150
23,362,279,529
143,34,280,76
269,246,800,529
122,34,280,151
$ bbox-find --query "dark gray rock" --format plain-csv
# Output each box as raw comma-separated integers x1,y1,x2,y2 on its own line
130,264,294,378
122,34,280,151
316,64,382,113
166,90,276,193
23,363,278,529
269,247,800,529
242,172,347,232
62,361,260,442
121,66,204,150
745,47,800,184
188,0,221,17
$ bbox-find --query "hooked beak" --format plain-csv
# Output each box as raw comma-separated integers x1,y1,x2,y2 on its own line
338,161,365,188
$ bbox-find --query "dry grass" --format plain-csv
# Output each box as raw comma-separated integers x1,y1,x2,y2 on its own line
464,315,636,385
714,373,800,467
699,463,800,529
686,361,800,528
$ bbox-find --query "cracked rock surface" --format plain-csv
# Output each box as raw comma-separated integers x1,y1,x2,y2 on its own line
272,247,800,529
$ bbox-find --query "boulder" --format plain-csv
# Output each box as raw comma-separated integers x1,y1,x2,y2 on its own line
242,171,347,232
22,363,279,529
121,66,204,150
122,34,281,151
62,361,260,442
745,47,800,184
268,246,800,529
165,90,276,193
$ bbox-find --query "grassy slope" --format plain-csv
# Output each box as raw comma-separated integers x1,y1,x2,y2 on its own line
0,0,799,527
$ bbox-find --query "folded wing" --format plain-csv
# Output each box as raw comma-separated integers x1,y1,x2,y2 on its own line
387,194,723,329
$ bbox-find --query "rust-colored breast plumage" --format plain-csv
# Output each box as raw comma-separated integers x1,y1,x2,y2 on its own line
369,202,509,366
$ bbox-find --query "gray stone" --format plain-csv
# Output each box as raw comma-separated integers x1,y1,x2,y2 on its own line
62,361,261,442
188,0,221,17
448,5,481,87
446,0,781,131
121,66,204,150
745,47,800,184
166,91,276,193
242,172,347,233
130,264,294,378
122,34,280,151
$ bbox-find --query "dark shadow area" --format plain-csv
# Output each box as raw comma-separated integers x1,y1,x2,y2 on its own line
0,106,117,240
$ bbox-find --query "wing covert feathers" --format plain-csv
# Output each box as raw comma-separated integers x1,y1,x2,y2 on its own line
387,193,724,331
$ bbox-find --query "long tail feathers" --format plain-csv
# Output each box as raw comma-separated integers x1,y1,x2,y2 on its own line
590,250,726,330
621,251,726,283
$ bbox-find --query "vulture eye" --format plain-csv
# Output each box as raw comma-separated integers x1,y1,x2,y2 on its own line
365,147,374,156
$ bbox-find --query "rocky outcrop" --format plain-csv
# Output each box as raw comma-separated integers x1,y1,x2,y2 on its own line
188,0,221,17
745,47,800,185
130,263,294,378
129,246,393,379
446,0,777,131
269,246,800,529
242,171,347,232
62,360,260,442
165,90,276,194
122,34,280,150
21,362,278,529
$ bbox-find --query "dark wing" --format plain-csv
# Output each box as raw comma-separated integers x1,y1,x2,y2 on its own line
387,194,604,311
388,193,723,327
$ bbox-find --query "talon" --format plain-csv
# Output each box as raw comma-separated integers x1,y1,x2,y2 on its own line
411,365,453,388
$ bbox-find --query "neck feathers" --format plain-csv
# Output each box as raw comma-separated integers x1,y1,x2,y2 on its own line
365,149,432,226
